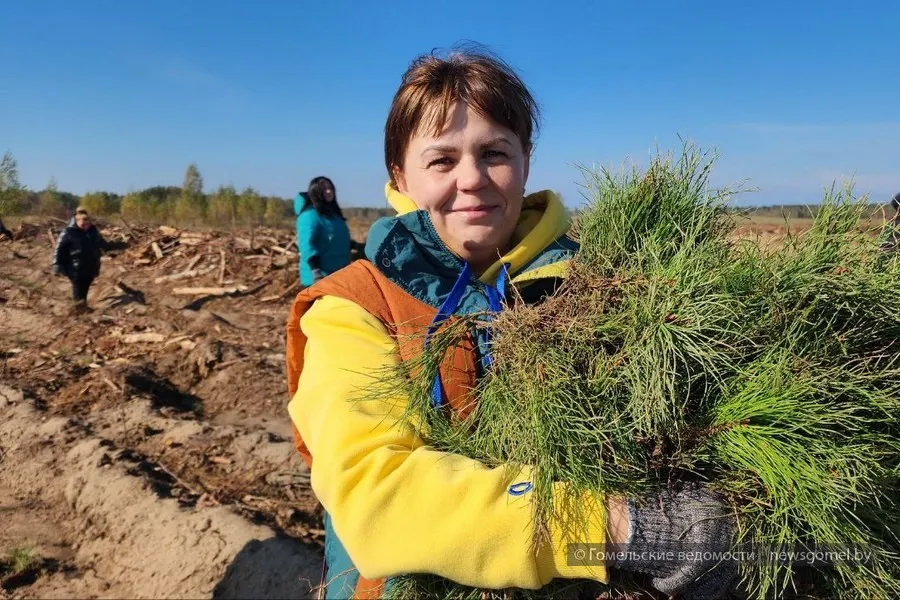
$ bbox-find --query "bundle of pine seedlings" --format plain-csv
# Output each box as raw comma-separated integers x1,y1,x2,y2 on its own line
376,145,900,600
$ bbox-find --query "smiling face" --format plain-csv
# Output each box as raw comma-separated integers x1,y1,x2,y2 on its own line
394,102,529,273
322,181,335,202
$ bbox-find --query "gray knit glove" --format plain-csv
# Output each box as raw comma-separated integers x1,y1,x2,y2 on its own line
613,483,739,599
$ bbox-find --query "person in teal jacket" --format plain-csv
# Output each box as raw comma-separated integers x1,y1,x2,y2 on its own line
294,176,352,286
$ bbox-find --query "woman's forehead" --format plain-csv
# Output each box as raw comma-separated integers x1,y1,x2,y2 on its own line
411,103,520,148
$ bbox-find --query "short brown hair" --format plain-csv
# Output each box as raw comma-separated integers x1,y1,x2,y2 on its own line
384,46,540,186
75,207,89,216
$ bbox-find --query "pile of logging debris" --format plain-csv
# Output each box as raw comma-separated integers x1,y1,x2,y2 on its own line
112,224,301,306
4,219,318,310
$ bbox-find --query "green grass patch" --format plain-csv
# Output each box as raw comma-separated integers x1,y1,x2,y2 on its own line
0,546,38,578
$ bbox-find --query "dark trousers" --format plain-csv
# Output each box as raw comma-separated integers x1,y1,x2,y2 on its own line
71,275,94,302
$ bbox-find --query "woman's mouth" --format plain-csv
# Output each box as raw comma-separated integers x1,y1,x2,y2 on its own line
450,205,498,219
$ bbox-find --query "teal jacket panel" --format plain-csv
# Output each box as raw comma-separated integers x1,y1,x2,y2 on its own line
295,199,352,286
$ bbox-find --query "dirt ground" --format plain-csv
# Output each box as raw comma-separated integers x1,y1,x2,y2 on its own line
0,219,335,599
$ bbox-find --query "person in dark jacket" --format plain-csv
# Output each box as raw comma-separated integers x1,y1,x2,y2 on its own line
0,218,12,240
52,208,109,310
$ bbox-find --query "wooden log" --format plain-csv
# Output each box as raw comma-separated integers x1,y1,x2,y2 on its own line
119,216,136,239
102,377,121,394
218,249,226,284
155,254,175,270
183,254,204,273
269,245,297,257
177,280,269,310
48,229,56,247
151,242,164,260
116,282,146,299
164,334,192,347
261,280,299,302
243,280,270,295
121,332,165,344
172,286,246,296
153,265,216,284
209,311,247,330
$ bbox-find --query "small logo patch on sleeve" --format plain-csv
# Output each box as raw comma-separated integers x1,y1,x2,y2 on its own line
508,481,533,496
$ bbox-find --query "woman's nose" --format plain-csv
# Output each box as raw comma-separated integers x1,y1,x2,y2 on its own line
455,157,489,191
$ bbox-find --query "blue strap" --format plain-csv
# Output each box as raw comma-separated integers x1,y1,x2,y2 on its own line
423,263,511,409
497,262,509,300
424,263,473,408
480,264,511,372
484,263,510,312
485,285,502,313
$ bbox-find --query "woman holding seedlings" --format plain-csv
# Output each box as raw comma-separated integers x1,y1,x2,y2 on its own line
287,48,737,599
294,176,352,286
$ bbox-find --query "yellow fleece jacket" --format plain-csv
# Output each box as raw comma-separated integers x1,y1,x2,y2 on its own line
288,187,609,589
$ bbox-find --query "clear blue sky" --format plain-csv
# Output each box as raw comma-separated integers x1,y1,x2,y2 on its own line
3,0,899,207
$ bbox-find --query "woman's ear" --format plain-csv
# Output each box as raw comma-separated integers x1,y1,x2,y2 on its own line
392,166,407,194
523,152,531,190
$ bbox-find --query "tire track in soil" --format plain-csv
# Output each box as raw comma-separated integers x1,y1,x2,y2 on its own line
0,389,321,599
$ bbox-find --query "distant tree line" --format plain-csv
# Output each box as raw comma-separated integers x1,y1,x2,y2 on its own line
728,204,894,221
0,151,394,229
3,149,890,230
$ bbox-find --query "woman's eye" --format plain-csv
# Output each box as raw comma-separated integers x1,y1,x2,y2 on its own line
484,150,508,160
427,157,453,168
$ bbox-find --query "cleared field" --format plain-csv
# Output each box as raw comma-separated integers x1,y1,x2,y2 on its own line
1,219,325,598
